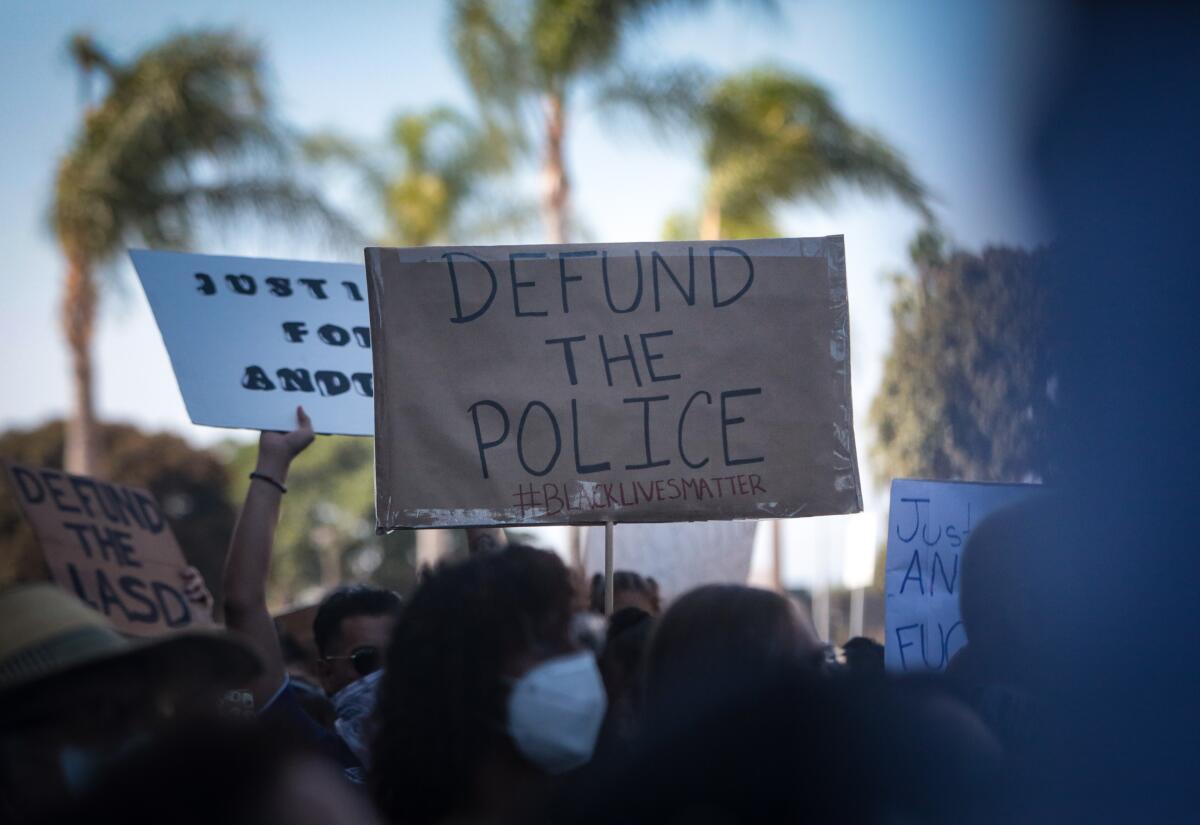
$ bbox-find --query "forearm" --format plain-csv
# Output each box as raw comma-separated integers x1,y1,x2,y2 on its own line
223,454,292,705
224,454,290,611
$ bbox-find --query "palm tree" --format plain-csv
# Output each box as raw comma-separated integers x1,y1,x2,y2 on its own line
658,66,931,240
53,31,352,475
450,0,746,243
305,106,521,247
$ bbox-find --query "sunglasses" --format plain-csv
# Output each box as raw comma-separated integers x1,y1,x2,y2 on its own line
324,646,382,677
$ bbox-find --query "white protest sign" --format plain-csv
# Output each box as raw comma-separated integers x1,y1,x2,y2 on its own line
130,250,372,435
582,520,757,603
773,511,879,591
884,479,1039,672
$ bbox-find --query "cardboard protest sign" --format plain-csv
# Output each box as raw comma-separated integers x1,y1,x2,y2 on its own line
367,237,861,528
884,479,1039,672
4,463,211,636
131,250,372,435
583,521,757,603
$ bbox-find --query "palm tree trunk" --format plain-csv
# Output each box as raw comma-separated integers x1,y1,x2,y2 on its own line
567,524,583,572
541,92,570,244
62,252,101,476
700,197,722,241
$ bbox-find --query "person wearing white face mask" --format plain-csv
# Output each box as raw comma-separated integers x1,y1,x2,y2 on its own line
506,648,608,775
370,544,607,825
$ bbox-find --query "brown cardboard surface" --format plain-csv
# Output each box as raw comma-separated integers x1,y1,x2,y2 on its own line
367,237,861,529
4,462,212,635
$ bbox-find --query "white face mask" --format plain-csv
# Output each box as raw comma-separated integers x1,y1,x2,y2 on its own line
506,650,607,774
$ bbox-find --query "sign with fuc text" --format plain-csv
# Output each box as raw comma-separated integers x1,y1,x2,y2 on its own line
4,463,210,636
367,237,861,528
131,250,372,435
884,478,1039,672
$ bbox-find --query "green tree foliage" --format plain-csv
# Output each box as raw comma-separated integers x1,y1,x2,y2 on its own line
0,421,234,601
305,107,523,246
639,66,929,239
53,30,353,475
870,232,1054,484
225,437,420,607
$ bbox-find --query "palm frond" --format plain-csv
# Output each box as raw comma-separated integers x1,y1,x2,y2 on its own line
453,194,541,243
67,32,118,79
594,63,710,139
819,127,933,219
302,131,389,194
157,179,366,250
700,65,931,227
53,30,345,270
529,0,624,84
451,0,533,119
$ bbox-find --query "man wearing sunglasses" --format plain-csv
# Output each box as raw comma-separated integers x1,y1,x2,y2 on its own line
223,407,402,781
313,587,396,695
322,640,381,682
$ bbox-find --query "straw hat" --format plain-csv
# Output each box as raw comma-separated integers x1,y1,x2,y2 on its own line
0,583,260,706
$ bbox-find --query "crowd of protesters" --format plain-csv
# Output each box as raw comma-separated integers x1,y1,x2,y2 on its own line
5,4,1198,819
0,405,1138,824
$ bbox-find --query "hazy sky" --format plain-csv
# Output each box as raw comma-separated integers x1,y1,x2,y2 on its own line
0,0,1061,585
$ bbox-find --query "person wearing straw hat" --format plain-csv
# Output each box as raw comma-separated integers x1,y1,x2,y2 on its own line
0,582,260,823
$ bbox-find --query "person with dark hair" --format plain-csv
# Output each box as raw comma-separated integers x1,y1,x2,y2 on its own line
558,662,874,825
222,407,401,779
950,496,1058,755
312,585,403,695
957,497,1061,689
35,720,382,825
595,606,654,756
841,636,885,677
642,584,821,724
371,544,606,825
588,570,661,615
558,597,1001,825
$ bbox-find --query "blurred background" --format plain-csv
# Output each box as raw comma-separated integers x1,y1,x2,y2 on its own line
0,0,1063,641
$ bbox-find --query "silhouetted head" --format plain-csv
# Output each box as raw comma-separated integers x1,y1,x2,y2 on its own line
960,495,1064,688
370,545,578,825
596,607,654,751
842,636,885,677
589,570,661,615
36,720,381,825
0,584,258,823
643,584,820,724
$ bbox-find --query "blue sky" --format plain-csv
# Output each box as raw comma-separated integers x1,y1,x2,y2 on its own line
0,0,1061,583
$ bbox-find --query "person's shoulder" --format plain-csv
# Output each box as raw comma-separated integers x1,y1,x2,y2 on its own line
260,678,363,775
259,681,298,719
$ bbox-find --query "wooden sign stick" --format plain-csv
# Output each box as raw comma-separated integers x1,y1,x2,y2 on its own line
604,520,615,616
